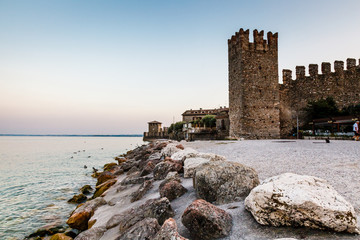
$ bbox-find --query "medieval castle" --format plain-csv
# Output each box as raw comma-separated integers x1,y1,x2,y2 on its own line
228,28,360,139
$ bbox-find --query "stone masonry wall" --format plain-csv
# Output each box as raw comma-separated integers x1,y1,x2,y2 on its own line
280,59,360,137
228,29,280,139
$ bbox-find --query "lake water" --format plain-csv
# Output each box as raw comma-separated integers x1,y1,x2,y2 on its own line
0,136,145,239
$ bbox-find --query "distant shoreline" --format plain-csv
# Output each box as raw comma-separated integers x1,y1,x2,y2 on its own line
0,134,143,137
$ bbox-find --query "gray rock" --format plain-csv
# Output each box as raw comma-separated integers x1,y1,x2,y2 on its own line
130,180,154,202
115,218,160,240
153,161,182,180
194,160,259,204
106,197,174,233
74,227,106,240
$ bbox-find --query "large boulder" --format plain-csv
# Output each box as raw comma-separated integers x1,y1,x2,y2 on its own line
159,179,187,201
153,161,182,180
106,197,174,233
170,148,198,161
66,197,106,231
194,161,259,204
140,160,156,176
245,173,359,234
161,143,182,157
153,218,188,240
115,218,160,240
183,152,226,178
181,199,232,240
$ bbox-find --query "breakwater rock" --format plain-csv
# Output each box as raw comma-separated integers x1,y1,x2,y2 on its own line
27,140,360,240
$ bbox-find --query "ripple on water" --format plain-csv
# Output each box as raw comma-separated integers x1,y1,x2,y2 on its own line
0,136,145,239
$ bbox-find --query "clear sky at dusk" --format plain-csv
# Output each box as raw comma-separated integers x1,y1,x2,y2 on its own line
1,0,360,134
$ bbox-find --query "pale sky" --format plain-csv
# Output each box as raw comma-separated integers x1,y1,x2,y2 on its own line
1,0,360,134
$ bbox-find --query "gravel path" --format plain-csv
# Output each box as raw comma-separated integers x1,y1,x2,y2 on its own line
183,139,360,213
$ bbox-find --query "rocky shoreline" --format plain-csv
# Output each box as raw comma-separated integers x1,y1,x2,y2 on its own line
25,140,360,240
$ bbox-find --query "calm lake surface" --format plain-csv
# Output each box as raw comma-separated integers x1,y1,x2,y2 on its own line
0,136,145,239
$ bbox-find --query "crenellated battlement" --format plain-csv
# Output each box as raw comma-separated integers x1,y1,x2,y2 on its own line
282,58,360,84
229,26,360,139
228,28,278,52
280,57,360,137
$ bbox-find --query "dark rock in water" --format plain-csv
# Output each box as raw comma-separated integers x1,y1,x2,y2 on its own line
153,218,188,240
93,179,117,198
130,180,154,202
181,199,232,240
153,160,183,180
115,218,160,240
73,227,106,240
63,228,79,238
66,197,106,231
67,193,87,204
106,197,174,233
159,179,187,201
25,223,67,238
194,160,259,204
83,165,87,169
79,185,93,195
103,162,118,171
50,233,73,240
96,171,116,186
91,171,101,178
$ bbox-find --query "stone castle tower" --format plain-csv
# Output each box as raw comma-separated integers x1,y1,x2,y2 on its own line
228,29,280,139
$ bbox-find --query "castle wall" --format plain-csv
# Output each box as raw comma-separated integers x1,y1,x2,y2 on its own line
280,59,360,137
228,29,280,139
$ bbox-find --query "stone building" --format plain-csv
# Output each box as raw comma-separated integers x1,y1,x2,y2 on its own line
228,28,360,139
182,108,223,123
143,121,168,140
182,107,230,140
228,29,280,139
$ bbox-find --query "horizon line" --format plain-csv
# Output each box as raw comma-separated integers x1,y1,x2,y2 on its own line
0,134,143,137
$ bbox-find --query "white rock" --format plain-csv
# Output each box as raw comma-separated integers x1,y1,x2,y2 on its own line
183,154,225,178
170,148,198,161
184,157,210,178
245,173,359,234
161,143,181,157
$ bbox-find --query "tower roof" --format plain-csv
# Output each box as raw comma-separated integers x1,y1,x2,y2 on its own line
148,120,162,124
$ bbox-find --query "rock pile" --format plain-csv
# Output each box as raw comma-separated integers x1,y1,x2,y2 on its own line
29,140,359,240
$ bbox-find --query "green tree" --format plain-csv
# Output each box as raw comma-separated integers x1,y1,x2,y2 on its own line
201,115,216,128
168,121,185,134
305,97,340,119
